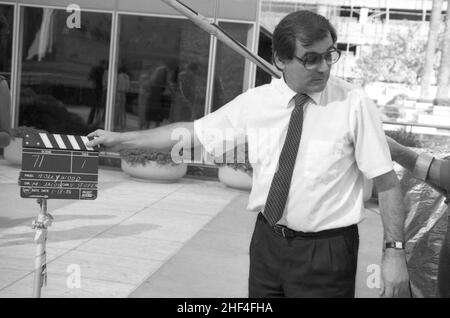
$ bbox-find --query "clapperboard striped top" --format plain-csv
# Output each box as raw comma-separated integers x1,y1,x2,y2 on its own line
24,133,97,151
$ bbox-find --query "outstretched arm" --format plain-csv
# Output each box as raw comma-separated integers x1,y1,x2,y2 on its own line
87,121,200,153
386,135,448,195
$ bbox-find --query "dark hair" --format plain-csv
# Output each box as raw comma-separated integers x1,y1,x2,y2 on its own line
272,10,337,64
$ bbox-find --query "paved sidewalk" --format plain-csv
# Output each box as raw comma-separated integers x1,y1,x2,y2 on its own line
129,197,383,298
0,160,241,297
0,159,383,298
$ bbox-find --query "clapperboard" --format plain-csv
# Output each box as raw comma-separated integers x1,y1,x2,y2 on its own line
19,132,99,200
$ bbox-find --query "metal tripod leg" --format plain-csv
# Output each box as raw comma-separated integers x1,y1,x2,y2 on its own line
32,198,53,298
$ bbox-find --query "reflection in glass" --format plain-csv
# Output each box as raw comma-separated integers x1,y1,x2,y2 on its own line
113,15,210,132
18,7,111,135
0,4,13,83
212,22,251,111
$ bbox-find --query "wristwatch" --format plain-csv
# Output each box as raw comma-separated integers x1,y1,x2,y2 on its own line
385,241,405,250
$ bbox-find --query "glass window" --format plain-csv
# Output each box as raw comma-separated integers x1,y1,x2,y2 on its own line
211,22,252,112
17,7,112,135
203,22,252,165
339,6,361,18
256,28,273,87
113,14,210,132
0,4,13,83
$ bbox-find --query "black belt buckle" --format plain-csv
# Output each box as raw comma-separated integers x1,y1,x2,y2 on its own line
281,227,290,238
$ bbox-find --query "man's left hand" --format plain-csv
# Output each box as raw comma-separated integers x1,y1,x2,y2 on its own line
379,249,410,298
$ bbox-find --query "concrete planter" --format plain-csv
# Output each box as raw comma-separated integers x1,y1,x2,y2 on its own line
218,166,252,191
121,159,187,183
4,138,22,166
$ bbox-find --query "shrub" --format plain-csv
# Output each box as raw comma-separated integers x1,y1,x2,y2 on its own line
119,148,180,166
353,27,429,86
385,129,422,148
215,143,253,176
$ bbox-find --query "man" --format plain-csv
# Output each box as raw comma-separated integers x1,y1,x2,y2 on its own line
387,136,450,297
87,11,409,297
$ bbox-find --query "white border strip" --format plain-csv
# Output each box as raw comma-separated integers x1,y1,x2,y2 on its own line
53,134,67,149
67,135,80,150
39,133,53,148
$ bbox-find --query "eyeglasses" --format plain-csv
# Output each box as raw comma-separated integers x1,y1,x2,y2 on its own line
293,48,341,70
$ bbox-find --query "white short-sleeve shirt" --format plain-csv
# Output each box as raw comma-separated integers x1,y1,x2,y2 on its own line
194,76,393,232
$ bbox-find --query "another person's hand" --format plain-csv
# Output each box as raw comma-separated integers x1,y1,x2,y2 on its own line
380,249,410,298
87,129,123,152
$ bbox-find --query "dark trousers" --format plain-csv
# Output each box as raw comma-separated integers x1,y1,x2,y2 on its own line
438,216,450,297
249,213,359,298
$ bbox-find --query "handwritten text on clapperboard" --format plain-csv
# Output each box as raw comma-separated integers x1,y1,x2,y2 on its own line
19,133,99,200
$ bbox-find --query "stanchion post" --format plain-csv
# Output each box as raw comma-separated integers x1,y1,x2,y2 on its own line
32,198,53,298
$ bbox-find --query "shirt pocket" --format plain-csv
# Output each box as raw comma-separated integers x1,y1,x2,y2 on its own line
302,140,345,184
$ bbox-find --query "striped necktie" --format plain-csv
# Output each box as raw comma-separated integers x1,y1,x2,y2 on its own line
263,93,310,226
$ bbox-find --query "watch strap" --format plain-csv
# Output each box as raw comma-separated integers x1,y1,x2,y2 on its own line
412,152,434,181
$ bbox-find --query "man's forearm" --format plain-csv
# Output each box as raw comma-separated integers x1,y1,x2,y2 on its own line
119,121,195,151
390,143,418,173
378,183,406,242
375,170,406,242
374,170,410,297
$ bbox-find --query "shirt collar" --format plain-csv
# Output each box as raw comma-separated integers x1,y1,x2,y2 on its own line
272,75,323,108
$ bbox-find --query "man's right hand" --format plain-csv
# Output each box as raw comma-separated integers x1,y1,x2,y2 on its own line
87,129,123,152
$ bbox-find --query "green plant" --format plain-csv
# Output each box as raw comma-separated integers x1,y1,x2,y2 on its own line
10,126,47,140
215,143,253,176
119,148,180,166
385,129,422,148
353,27,431,86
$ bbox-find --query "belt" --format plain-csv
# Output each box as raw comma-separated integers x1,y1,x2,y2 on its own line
259,212,357,239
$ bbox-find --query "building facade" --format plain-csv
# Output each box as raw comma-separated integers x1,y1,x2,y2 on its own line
0,0,262,164
261,0,448,79
1,0,449,163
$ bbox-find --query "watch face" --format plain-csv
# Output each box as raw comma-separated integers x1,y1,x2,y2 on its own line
386,241,404,249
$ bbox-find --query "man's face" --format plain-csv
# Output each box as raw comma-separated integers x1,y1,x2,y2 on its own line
278,33,334,94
